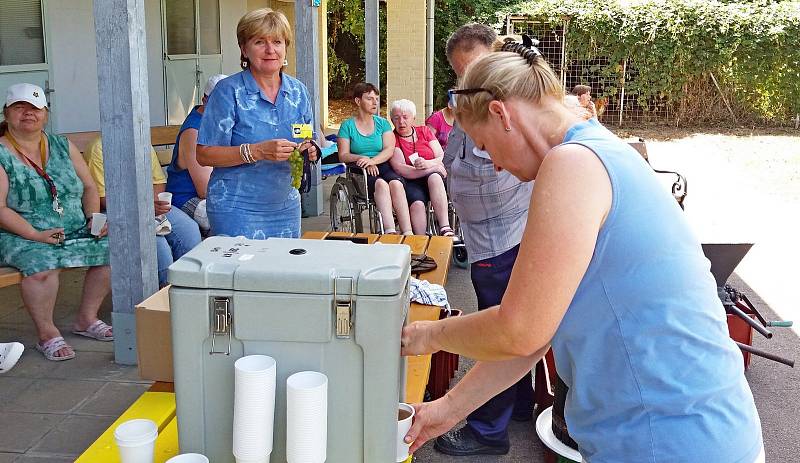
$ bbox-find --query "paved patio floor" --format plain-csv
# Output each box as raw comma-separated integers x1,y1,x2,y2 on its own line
0,165,798,461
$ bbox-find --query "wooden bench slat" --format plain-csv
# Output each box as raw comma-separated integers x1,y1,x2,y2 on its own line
401,235,429,255
416,236,453,286
376,234,404,244
76,392,176,463
0,267,22,288
301,230,330,240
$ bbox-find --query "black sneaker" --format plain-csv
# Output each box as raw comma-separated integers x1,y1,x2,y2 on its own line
433,425,510,456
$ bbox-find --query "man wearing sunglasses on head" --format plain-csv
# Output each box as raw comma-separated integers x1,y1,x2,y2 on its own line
434,23,535,457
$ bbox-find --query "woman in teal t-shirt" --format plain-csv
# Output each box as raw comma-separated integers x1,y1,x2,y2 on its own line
337,82,411,234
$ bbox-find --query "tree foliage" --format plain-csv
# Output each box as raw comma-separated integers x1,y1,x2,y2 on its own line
516,0,800,123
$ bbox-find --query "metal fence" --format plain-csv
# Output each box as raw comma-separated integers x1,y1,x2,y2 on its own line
505,17,673,126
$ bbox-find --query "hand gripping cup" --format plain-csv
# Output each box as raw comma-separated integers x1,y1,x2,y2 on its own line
396,403,415,462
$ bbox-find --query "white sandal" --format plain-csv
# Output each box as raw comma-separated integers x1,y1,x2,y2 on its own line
35,337,75,362
72,320,114,342
0,342,24,373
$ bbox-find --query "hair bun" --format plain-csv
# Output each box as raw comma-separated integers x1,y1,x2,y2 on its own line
501,36,542,66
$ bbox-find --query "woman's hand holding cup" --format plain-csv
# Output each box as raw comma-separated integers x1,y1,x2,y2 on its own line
404,397,462,454
253,139,297,162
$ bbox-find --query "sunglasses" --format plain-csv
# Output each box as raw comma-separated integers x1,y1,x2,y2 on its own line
447,88,496,108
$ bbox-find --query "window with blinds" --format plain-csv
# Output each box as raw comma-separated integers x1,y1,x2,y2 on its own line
0,0,45,66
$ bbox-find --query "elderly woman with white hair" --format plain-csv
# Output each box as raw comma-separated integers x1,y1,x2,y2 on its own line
389,99,455,237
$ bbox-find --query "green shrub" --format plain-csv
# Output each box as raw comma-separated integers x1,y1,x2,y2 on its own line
515,0,800,124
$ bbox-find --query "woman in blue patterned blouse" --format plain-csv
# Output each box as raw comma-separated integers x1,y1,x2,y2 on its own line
197,8,317,239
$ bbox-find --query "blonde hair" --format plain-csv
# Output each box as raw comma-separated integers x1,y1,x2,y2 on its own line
454,40,563,124
237,8,292,69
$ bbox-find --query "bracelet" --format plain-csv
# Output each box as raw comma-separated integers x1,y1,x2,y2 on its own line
239,143,255,164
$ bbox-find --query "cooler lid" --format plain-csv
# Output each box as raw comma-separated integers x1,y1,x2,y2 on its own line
168,236,411,296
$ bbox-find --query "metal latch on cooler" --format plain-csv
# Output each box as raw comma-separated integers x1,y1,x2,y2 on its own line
333,276,354,338
210,297,232,355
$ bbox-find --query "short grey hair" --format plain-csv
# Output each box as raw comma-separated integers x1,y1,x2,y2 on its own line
390,99,417,118
445,23,497,62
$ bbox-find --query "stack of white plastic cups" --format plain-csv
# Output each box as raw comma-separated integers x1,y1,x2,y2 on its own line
286,371,328,463
232,355,277,463
114,419,158,463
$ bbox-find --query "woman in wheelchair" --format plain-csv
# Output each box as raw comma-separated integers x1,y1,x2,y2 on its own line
337,82,412,235
388,99,457,238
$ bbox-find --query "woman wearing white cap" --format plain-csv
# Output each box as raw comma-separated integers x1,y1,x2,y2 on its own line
0,83,112,361
166,73,227,231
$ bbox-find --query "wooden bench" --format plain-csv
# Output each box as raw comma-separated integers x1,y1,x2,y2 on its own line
78,232,451,462
64,125,181,166
0,126,183,289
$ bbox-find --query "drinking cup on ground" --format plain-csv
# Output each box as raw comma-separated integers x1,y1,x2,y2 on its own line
90,212,106,236
114,418,158,463
396,403,415,462
165,454,209,463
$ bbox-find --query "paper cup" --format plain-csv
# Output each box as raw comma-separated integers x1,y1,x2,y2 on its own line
114,419,158,463
396,403,415,462
232,355,276,461
286,371,328,463
165,454,209,463
90,212,106,236
157,192,173,205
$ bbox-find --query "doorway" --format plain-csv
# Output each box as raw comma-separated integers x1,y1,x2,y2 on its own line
162,0,223,125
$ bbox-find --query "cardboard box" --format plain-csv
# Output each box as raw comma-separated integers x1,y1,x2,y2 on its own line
135,286,174,382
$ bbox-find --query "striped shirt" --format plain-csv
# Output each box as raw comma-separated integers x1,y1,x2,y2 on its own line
442,123,532,263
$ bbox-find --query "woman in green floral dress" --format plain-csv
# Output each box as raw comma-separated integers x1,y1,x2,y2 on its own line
0,83,112,361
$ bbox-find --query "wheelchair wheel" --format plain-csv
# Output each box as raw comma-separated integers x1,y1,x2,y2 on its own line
329,179,363,232
453,246,469,269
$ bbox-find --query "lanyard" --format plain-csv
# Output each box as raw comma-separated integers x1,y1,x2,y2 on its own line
5,132,63,216
396,127,418,157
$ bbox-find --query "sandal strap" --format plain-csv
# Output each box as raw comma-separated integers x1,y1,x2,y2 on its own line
40,336,69,355
85,320,112,337
439,226,455,236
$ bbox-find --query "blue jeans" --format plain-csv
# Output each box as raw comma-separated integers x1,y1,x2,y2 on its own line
466,244,534,445
156,207,202,286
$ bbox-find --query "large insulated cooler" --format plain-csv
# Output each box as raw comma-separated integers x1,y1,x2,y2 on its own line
168,236,411,462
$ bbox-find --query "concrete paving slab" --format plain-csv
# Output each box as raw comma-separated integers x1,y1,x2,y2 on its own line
47,351,141,382
0,412,65,453
13,456,75,463
0,379,103,414
30,415,115,457
76,381,151,417
0,377,34,403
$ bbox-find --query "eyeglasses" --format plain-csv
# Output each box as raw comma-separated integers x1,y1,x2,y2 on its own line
447,88,496,108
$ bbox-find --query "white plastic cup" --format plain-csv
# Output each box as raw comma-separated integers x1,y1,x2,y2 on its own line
165,454,209,463
408,153,420,164
396,403,415,462
286,371,328,463
157,192,173,205
232,355,276,461
90,212,106,236
114,419,158,463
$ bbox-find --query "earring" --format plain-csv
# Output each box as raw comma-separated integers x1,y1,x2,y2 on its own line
505,127,512,132
283,59,289,66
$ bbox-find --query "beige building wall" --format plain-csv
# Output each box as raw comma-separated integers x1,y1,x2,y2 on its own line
387,0,428,122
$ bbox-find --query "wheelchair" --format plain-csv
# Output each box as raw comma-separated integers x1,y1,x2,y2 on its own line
329,164,470,268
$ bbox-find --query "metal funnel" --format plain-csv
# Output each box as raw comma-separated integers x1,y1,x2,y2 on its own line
701,243,754,287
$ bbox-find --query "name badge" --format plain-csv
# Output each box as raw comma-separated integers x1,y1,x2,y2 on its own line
292,123,313,139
